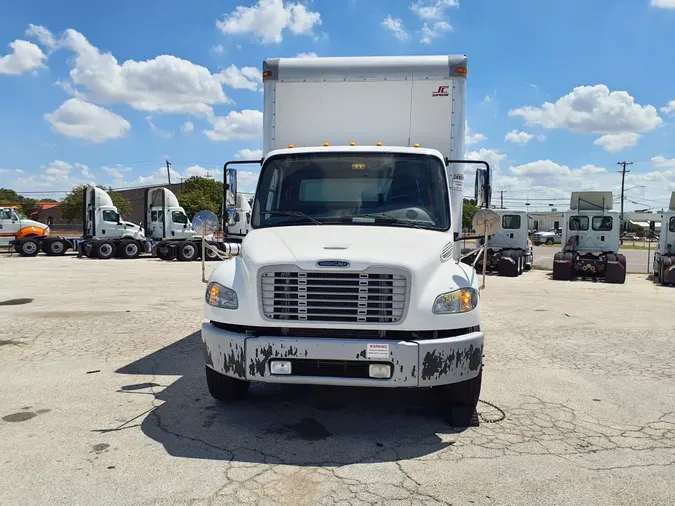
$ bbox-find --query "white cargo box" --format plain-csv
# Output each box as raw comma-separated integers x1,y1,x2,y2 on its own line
262,55,468,161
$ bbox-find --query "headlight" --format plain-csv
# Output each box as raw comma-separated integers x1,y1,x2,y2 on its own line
432,288,478,314
206,282,238,309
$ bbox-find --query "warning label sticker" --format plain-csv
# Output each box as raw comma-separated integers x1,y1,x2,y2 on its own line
451,173,464,191
366,343,390,359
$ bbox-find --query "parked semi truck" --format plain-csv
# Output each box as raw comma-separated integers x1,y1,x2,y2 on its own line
1,206,51,255
462,210,533,276
553,191,626,283
9,186,147,258
155,168,252,261
200,55,492,422
653,192,675,286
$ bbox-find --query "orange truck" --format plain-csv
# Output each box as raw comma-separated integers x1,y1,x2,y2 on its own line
0,206,51,255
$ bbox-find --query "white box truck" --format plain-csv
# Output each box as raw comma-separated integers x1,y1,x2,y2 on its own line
653,192,675,286
200,55,492,422
553,191,626,283
462,209,533,276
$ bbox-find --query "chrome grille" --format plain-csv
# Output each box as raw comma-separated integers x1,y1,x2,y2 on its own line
261,269,407,323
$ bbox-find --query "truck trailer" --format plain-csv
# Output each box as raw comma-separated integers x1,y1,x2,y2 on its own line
653,192,675,286
462,209,533,276
200,55,492,423
553,191,626,283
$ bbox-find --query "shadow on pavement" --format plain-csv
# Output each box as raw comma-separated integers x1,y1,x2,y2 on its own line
116,331,468,465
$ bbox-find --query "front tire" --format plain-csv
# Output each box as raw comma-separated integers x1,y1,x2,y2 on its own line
545,238,554,245
18,238,40,257
205,366,249,402
436,370,482,425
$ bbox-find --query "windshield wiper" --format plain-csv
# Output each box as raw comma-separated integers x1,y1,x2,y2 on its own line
338,213,429,229
262,210,323,225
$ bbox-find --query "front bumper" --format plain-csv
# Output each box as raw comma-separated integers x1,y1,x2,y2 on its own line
201,322,483,388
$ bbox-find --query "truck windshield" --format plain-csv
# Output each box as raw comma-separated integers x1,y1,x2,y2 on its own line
253,152,450,231
172,211,188,224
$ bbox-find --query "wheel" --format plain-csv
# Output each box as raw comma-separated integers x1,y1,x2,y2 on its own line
177,241,198,262
119,239,141,259
662,257,673,286
205,366,249,401
436,370,482,426
93,240,116,260
43,238,67,256
18,238,40,257
545,238,554,245
204,243,220,261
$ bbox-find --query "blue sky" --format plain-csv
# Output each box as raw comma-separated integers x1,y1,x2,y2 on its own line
1,0,675,210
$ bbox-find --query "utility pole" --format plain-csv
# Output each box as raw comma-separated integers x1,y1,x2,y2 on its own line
166,160,172,186
500,191,506,209
617,161,633,232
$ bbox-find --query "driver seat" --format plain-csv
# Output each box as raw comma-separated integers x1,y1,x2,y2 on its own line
388,162,421,205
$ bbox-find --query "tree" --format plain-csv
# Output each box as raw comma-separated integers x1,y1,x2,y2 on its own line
40,198,59,203
0,188,23,205
19,198,40,217
60,185,132,222
462,199,478,231
178,176,223,219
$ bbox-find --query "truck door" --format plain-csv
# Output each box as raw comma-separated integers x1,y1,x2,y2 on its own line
0,208,21,246
170,210,189,238
149,209,164,239
100,208,126,238
588,215,614,250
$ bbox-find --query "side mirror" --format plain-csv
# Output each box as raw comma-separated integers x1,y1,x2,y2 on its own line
474,167,492,209
183,224,187,229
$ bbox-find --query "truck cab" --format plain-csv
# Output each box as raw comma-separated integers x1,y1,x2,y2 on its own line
553,191,625,283
145,187,195,241
84,186,145,241
201,55,492,423
654,192,675,286
1,207,50,251
464,210,532,276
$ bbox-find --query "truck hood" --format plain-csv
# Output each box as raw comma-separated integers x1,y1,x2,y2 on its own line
21,219,48,229
242,225,454,272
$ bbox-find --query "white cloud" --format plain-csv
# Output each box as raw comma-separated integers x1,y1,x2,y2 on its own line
481,95,492,104
60,29,231,117
44,98,131,143
0,39,47,75
181,121,195,133
381,16,409,41
137,167,182,185
102,165,132,180
184,165,219,178
237,170,261,193
41,160,73,182
217,0,322,44
204,109,263,141
216,64,262,91
296,52,318,58
212,44,225,54
504,130,535,144
652,156,675,170
465,123,486,145
235,148,263,159
74,162,91,177
661,99,675,116
145,116,174,139
25,24,58,50
593,132,641,153
508,85,662,149
651,0,675,8
16,169,24,174
0,168,8,173
420,21,451,44
466,148,507,172
411,0,459,21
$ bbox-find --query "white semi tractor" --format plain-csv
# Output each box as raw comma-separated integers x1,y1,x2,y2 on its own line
653,192,675,286
200,55,492,422
462,209,533,276
10,186,147,259
155,168,252,261
553,191,626,283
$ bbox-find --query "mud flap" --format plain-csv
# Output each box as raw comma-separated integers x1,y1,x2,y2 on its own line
497,251,518,277
552,252,572,280
605,257,626,284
